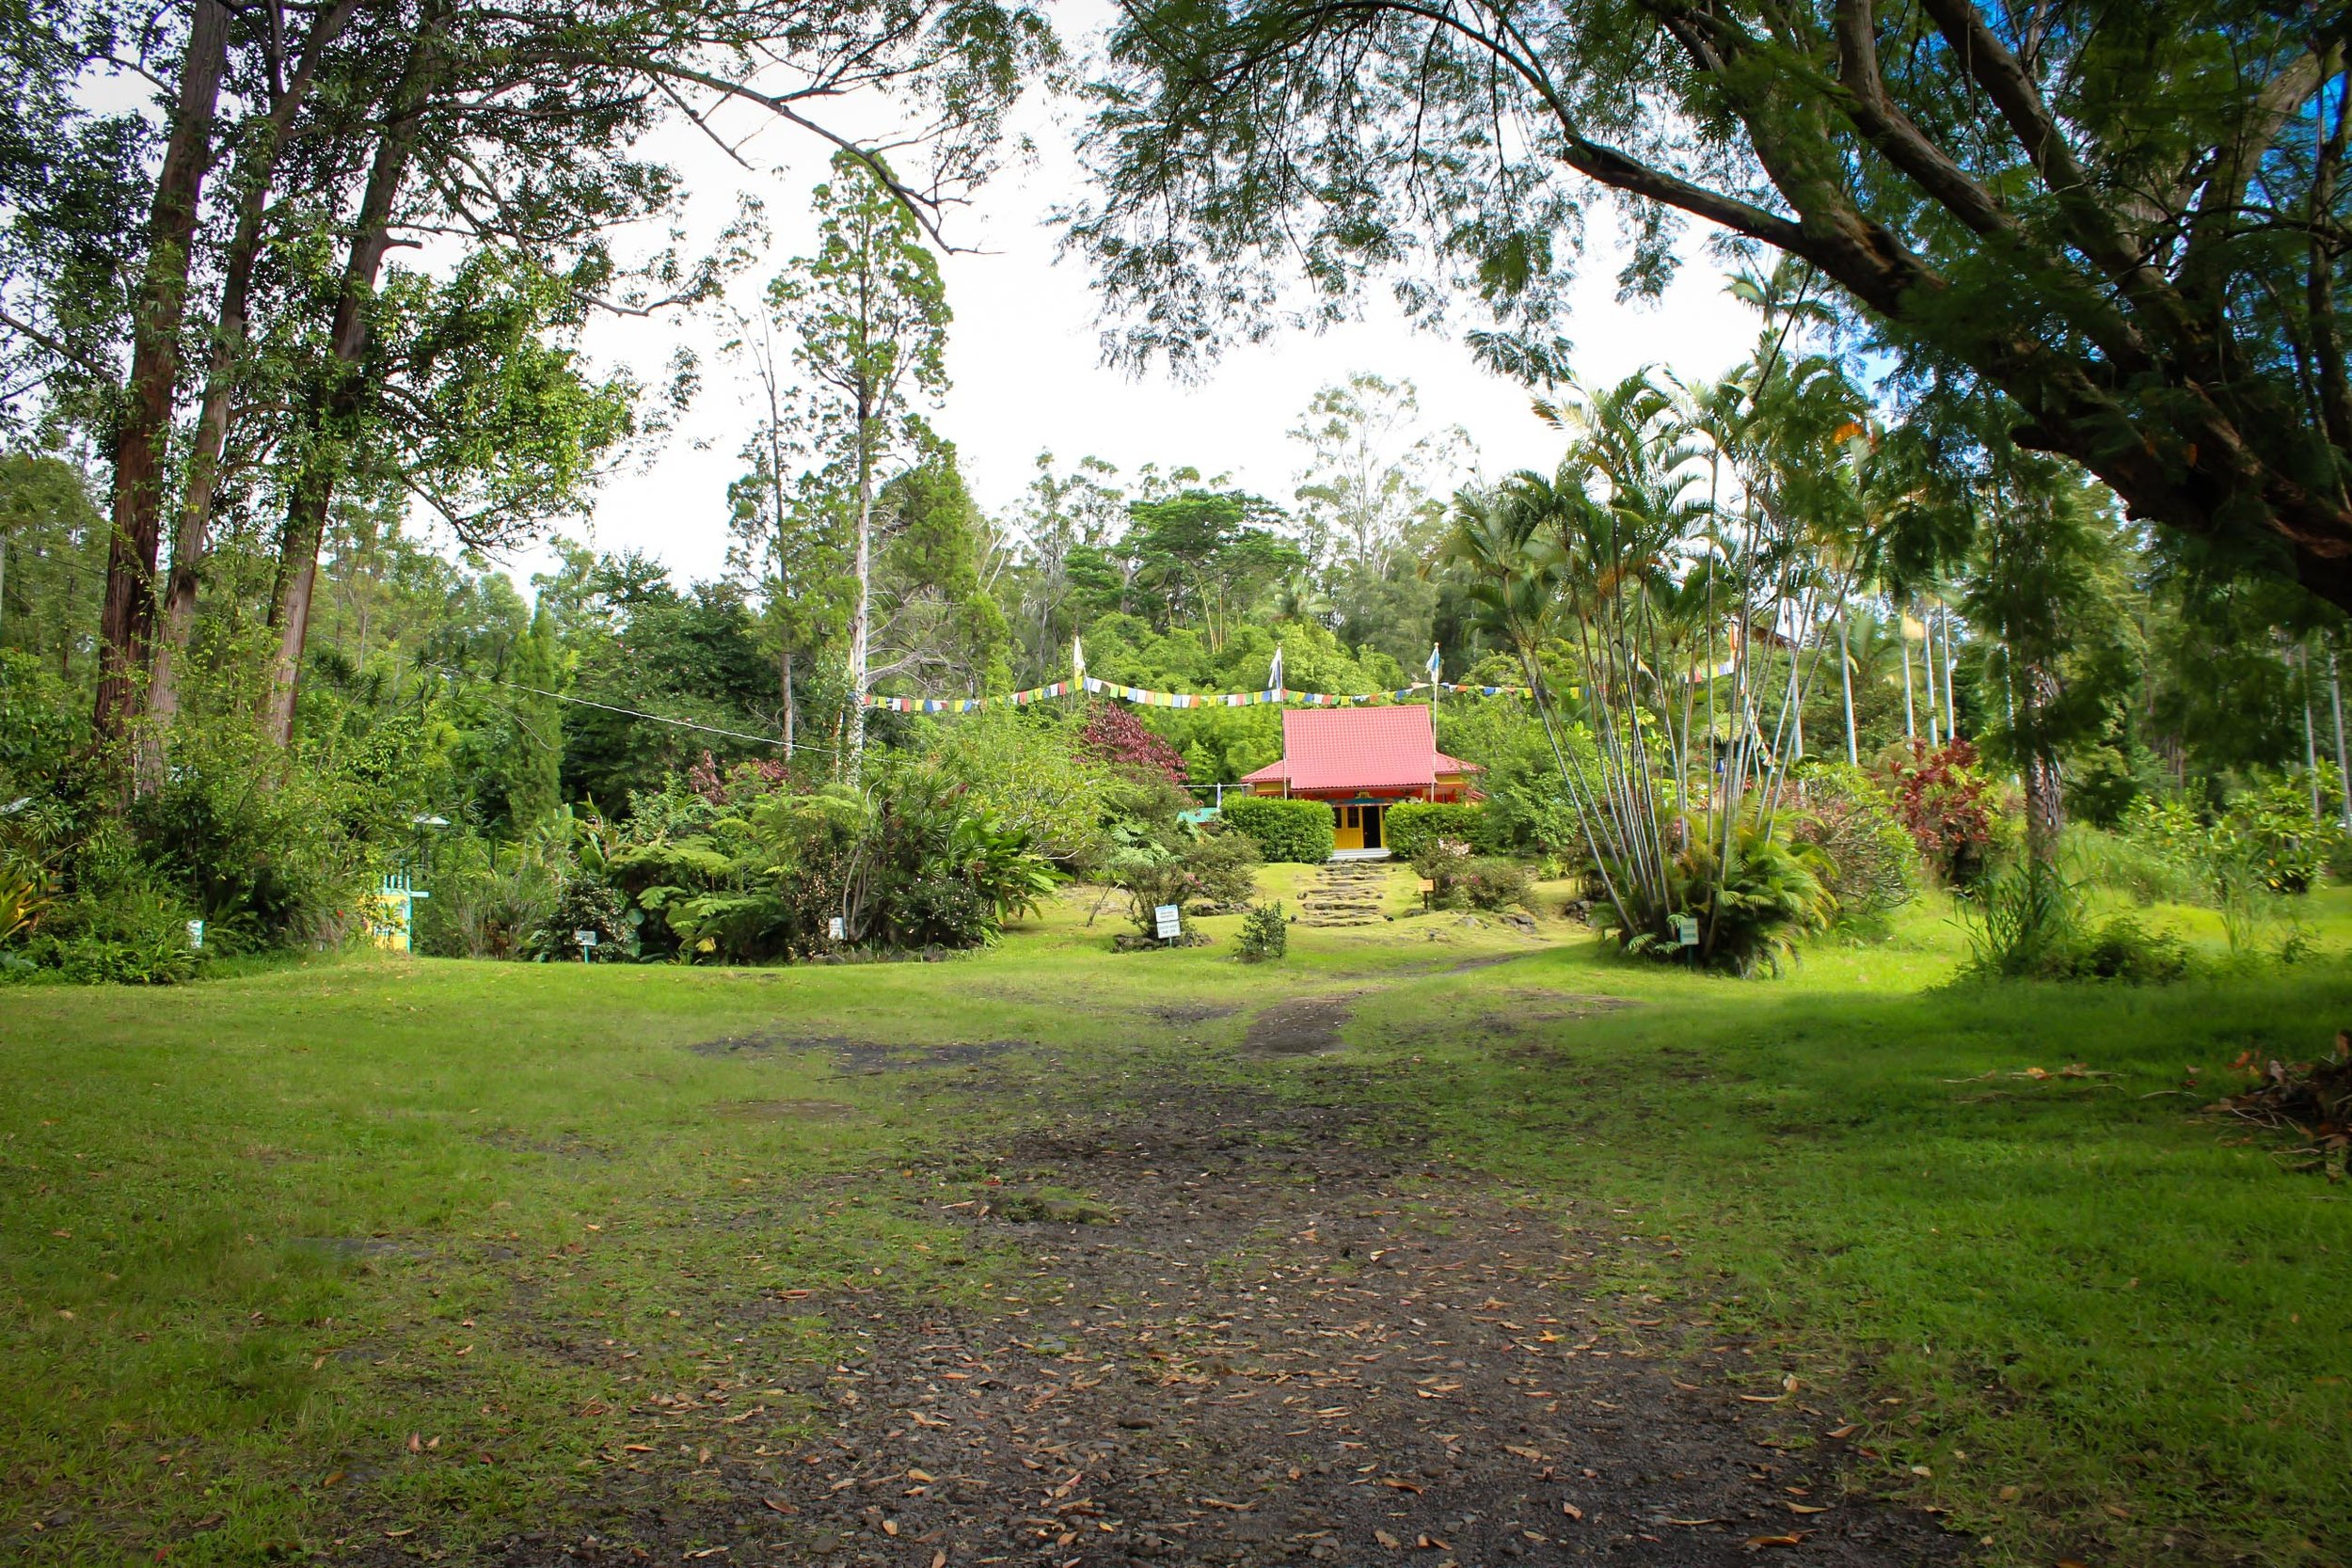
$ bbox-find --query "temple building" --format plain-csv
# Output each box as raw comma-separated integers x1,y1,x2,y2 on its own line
1239,705,1482,852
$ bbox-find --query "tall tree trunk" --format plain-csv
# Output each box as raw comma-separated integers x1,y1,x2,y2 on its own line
781,648,796,762
1899,614,1917,739
2304,645,2323,821
146,0,360,782
1919,603,1941,746
2019,665,2065,860
92,0,232,749
2331,649,2352,828
1837,608,1858,765
1940,605,1958,738
847,396,873,781
264,7,444,747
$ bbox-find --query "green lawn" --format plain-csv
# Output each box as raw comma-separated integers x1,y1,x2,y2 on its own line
2,877,2347,1565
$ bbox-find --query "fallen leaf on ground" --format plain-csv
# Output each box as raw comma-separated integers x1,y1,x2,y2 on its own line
1787,1502,1827,1514
1745,1535,1803,1549
1374,1528,1401,1549
1561,1503,1583,1521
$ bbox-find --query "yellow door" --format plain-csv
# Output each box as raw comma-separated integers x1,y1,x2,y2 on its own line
1333,804,1363,850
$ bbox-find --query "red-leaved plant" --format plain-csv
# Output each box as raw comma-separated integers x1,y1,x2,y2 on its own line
1078,702,1189,788
1879,738,2000,884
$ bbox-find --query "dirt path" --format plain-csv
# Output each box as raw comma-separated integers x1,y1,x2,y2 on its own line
475,1053,1963,1568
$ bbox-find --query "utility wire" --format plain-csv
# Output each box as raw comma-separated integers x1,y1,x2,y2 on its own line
432,663,833,754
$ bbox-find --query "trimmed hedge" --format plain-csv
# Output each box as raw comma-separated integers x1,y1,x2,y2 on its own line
1219,795,1336,863
1385,800,1498,858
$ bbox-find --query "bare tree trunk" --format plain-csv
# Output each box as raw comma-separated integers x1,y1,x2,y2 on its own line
92,0,232,750
2331,649,2351,829
1837,608,1858,765
1919,603,1941,747
1899,610,1916,739
146,0,360,782
2020,664,2065,860
1940,605,1959,738
782,648,796,761
264,7,445,747
2305,644,2325,821
846,396,873,781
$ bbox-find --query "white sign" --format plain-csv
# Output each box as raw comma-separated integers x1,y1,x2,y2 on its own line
575,929,598,947
1153,904,1183,940
828,915,846,942
185,919,204,950
1672,914,1700,948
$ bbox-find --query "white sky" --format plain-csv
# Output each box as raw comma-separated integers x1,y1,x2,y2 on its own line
483,32,1763,594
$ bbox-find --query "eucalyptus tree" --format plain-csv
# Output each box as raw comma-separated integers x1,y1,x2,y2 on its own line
1073,0,2352,614
1009,451,1128,674
144,0,364,765
3,0,1055,763
770,150,952,776
1289,372,1463,570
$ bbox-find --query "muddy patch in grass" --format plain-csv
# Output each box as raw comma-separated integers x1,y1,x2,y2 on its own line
1242,993,1365,1055
421,1077,1965,1568
686,1031,1026,1075
476,1127,614,1158
830,1038,1026,1075
709,1098,860,1121
1150,1000,1243,1027
688,1029,850,1058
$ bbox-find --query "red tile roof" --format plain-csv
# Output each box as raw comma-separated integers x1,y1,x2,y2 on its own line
1238,706,1479,794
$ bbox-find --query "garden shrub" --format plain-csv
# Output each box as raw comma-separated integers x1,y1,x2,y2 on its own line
1412,839,1534,911
15,827,204,985
525,872,633,962
1877,738,2005,885
614,768,1055,961
1219,795,1334,863
1595,819,1835,975
1184,825,1261,910
1104,845,1196,940
1385,800,1500,859
1959,860,2190,983
2113,786,2349,907
1237,901,1287,960
1789,765,1920,935
2217,780,2345,894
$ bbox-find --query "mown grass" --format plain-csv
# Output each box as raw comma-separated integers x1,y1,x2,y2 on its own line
2,878,2346,1566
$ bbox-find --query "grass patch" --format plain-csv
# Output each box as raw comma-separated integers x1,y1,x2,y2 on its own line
2,880,2346,1564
